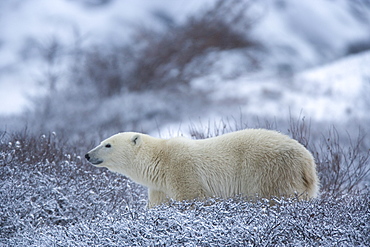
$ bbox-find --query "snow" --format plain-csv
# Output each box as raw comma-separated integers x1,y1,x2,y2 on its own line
252,0,370,71
0,81,28,115
161,50,370,138
294,51,370,121
0,0,212,115
1,0,370,119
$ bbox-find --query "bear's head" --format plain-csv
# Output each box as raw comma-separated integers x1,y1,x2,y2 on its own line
85,132,143,175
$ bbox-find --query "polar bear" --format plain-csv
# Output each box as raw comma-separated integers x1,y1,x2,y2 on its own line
85,129,319,207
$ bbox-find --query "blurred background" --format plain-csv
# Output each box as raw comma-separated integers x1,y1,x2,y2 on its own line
0,0,369,140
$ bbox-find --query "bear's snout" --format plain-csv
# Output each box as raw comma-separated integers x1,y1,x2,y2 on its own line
85,152,103,165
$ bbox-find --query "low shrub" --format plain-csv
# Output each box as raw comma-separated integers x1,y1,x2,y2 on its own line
1,117,369,245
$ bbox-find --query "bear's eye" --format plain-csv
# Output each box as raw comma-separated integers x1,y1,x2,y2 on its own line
105,144,111,148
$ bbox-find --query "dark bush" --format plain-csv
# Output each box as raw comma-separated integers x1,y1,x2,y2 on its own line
67,0,260,97
81,46,131,97
128,0,259,91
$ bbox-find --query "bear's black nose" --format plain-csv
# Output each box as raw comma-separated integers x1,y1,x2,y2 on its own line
85,153,90,161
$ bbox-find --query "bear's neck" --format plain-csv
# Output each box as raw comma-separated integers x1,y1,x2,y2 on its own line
130,141,167,190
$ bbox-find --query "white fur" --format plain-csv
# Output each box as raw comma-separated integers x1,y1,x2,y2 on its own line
86,129,319,207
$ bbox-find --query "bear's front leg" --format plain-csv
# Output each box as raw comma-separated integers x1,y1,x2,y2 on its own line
148,189,169,208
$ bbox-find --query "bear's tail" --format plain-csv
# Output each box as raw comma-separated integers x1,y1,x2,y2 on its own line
301,160,319,199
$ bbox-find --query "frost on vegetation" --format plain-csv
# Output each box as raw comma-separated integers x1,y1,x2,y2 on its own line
0,129,369,246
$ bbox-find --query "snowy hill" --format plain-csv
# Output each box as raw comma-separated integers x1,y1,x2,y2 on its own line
217,50,370,121
0,0,369,133
157,50,370,138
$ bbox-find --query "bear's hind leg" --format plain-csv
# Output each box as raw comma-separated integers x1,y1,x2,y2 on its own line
148,189,169,208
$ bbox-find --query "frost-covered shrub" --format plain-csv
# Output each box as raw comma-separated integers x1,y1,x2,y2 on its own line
0,130,146,242
287,116,370,197
313,127,370,196
0,127,369,245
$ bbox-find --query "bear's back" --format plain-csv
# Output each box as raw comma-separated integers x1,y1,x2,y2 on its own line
169,129,317,199
192,129,304,157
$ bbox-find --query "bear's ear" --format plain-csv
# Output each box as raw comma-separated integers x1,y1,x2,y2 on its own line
131,134,141,146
